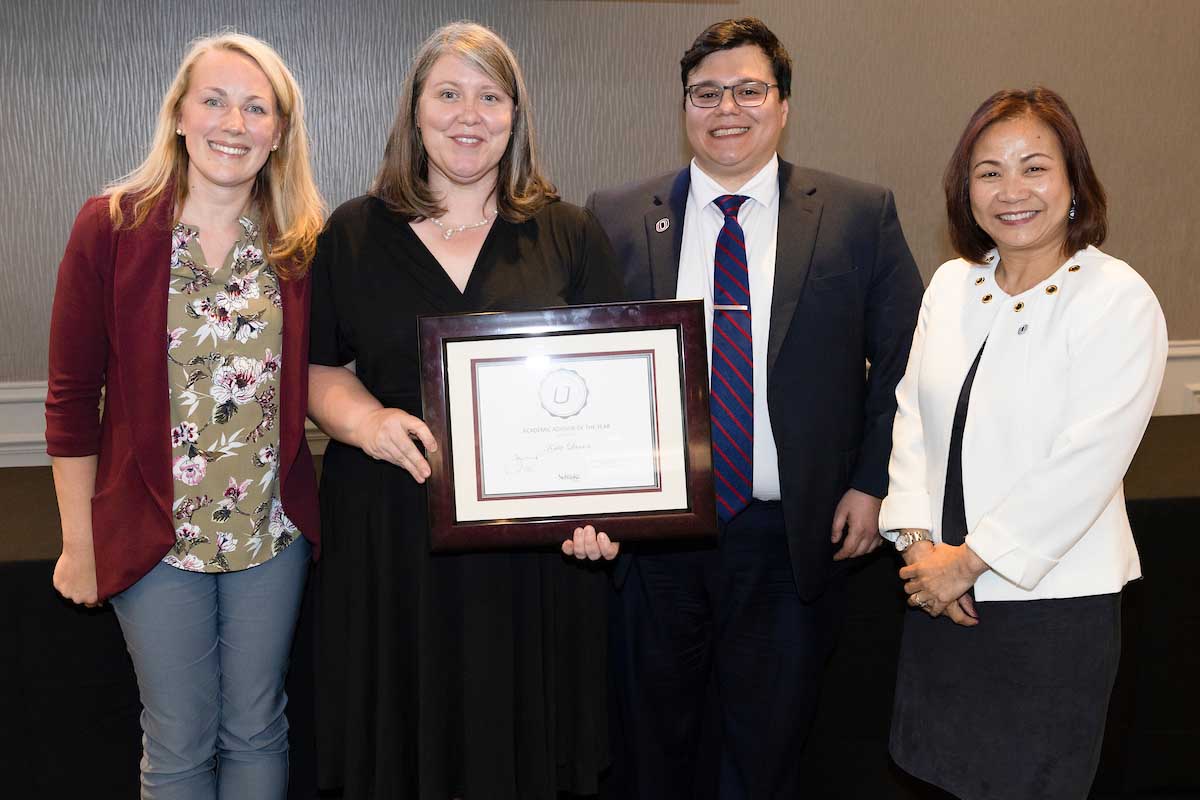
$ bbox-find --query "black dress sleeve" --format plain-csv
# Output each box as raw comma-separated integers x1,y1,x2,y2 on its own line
565,205,625,306
309,207,356,367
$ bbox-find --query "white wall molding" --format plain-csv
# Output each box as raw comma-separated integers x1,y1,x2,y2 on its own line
0,382,329,468
1157,340,1200,417
0,381,51,468
3,342,1197,468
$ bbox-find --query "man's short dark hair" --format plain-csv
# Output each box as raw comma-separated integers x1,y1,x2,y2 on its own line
680,18,792,100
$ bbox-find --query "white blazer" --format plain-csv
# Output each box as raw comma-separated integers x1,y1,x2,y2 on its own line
879,246,1168,601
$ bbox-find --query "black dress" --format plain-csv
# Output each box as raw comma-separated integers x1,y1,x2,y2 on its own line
309,195,623,799
890,343,1122,800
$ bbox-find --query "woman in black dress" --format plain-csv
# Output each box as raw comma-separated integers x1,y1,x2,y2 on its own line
307,22,622,800
878,88,1167,799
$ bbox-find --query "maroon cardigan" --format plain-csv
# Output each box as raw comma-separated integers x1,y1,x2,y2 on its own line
45,194,320,600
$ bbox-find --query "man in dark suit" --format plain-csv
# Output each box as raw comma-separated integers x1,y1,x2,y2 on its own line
586,18,923,799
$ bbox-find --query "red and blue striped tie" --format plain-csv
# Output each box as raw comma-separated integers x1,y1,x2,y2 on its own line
711,194,753,522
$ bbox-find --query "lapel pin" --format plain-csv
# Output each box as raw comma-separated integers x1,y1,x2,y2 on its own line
655,218,670,233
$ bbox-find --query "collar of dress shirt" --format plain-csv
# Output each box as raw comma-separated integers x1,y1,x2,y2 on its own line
688,154,780,213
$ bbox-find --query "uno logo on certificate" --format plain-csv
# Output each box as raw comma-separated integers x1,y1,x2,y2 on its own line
539,368,589,419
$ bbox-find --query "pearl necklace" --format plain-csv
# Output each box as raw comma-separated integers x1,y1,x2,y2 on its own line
429,210,497,240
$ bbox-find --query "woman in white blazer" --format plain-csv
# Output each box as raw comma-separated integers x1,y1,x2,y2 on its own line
879,87,1167,800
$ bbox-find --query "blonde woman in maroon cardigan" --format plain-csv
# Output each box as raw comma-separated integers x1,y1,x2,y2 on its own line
46,33,323,799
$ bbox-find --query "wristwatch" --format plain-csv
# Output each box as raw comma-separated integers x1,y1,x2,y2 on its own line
894,528,932,552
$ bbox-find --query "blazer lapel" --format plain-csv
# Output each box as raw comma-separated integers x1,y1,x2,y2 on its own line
112,196,174,521
643,169,689,300
767,161,822,375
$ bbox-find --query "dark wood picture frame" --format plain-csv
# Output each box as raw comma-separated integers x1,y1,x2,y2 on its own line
418,300,716,552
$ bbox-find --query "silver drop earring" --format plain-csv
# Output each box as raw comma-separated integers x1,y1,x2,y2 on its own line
1068,197,1076,221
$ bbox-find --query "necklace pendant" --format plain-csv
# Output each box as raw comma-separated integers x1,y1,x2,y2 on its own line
430,211,494,241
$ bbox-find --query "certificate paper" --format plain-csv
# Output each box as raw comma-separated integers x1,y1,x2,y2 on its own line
472,350,661,498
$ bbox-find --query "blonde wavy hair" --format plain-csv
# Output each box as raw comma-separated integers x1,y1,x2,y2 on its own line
106,32,325,278
372,21,558,222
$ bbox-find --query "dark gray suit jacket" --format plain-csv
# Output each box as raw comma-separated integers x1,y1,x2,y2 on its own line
586,159,923,600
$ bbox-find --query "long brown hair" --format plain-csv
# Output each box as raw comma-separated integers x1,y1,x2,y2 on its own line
371,21,558,222
105,32,325,278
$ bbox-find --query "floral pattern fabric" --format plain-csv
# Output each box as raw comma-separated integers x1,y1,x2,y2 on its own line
164,216,298,572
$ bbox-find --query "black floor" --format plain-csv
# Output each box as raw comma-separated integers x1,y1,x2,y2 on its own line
3,498,1198,798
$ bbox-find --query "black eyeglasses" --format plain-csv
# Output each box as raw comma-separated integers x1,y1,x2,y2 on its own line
684,81,779,108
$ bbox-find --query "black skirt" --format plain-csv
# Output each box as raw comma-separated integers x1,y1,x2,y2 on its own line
314,443,610,800
890,592,1121,800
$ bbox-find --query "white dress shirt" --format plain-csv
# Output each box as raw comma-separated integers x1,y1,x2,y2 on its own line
677,156,781,500
879,246,1168,601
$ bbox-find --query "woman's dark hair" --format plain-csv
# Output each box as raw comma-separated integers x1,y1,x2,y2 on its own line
680,17,792,101
944,87,1107,263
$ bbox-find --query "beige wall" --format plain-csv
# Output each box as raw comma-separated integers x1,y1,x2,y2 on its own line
2,0,1197,382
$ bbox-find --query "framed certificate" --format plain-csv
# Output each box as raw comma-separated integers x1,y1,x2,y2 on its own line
418,300,716,552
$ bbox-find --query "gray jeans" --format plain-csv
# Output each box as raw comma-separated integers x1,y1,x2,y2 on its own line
111,535,310,800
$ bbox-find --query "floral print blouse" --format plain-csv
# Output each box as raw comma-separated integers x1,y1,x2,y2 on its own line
164,215,299,572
